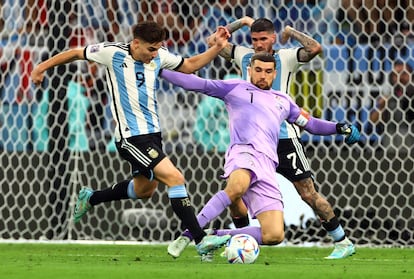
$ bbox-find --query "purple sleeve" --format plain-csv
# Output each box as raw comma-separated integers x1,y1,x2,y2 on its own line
160,69,234,98
304,117,337,135
160,69,209,93
287,97,337,135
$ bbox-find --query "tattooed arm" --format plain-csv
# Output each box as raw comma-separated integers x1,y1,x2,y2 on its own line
280,26,322,62
207,16,255,61
225,16,255,33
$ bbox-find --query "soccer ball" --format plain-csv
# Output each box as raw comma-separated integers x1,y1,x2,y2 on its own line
225,234,260,264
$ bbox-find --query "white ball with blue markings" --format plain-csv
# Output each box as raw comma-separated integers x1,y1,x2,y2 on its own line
225,234,260,264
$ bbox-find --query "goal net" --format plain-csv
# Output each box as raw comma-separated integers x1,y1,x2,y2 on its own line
0,0,413,246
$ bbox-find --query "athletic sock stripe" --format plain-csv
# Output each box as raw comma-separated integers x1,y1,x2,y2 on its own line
121,139,152,166
168,185,188,198
127,180,138,199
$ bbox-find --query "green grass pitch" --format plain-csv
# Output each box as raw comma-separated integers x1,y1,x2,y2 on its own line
0,243,412,279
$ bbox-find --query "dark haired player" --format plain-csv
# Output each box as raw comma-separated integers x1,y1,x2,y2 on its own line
162,52,359,259
210,17,357,260
31,21,232,257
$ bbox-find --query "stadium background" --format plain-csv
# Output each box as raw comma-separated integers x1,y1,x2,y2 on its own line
0,0,413,246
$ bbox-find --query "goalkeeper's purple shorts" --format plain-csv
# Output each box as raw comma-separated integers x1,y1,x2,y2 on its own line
222,144,284,218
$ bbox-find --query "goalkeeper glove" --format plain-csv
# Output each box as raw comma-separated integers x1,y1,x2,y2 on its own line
336,123,360,144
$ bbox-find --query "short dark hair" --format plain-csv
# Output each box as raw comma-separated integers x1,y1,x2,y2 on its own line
251,18,275,33
133,21,166,43
250,52,276,67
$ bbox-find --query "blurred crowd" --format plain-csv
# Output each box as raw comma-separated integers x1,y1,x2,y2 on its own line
0,0,413,152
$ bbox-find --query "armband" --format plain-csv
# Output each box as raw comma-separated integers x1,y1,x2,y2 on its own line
294,109,311,127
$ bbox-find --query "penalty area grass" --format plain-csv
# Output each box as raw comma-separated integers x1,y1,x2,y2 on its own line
0,243,412,279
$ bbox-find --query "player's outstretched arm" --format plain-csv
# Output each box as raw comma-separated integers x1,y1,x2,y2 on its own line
280,26,322,62
291,109,360,144
160,69,234,99
31,48,85,86
206,16,254,61
160,69,208,92
304,118,360,145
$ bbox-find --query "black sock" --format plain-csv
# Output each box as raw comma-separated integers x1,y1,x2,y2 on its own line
321,216,346,242
170,197,205,243
89,180,130,206
321,216,339,231
232,215,250,228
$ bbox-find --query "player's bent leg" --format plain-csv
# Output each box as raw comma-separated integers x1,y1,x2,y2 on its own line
157,157,210,257
294,178,355,258
293,177,335,221
158,162,206,254
325,237,356,259
153,157,185,186
256,210,284,245
73,187,93,223
132,176,158,199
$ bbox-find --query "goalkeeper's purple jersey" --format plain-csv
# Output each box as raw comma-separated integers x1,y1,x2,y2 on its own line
233,46,303,140
162,70,303,163
161,69,338,163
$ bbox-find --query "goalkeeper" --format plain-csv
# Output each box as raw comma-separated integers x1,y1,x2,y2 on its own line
31,21,232,257
203,17,355,259
162,52,360,260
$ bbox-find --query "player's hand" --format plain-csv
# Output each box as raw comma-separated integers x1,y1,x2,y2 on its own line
336,123,360,144
206,32,217,48
31,66,45,86
280,25,293,44
210,26,230,49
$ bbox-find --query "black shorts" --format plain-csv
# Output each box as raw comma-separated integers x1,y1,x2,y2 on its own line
277,137,313,182
116,132,166,180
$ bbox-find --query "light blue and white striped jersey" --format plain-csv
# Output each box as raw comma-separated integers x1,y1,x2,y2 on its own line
233,46,304,139
85,42,183,141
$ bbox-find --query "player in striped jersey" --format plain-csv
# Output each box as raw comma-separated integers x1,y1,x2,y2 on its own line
31,21,232,256
210,17,356,259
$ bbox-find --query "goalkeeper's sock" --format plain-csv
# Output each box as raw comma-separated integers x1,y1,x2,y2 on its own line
89,179,132,206
232,215,250,228
168,185,205,244
197,190,231,228
322,216,346,242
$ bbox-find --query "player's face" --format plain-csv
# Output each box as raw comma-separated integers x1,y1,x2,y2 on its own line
251,31,276,53
130,39,163,64
248,60,277,90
